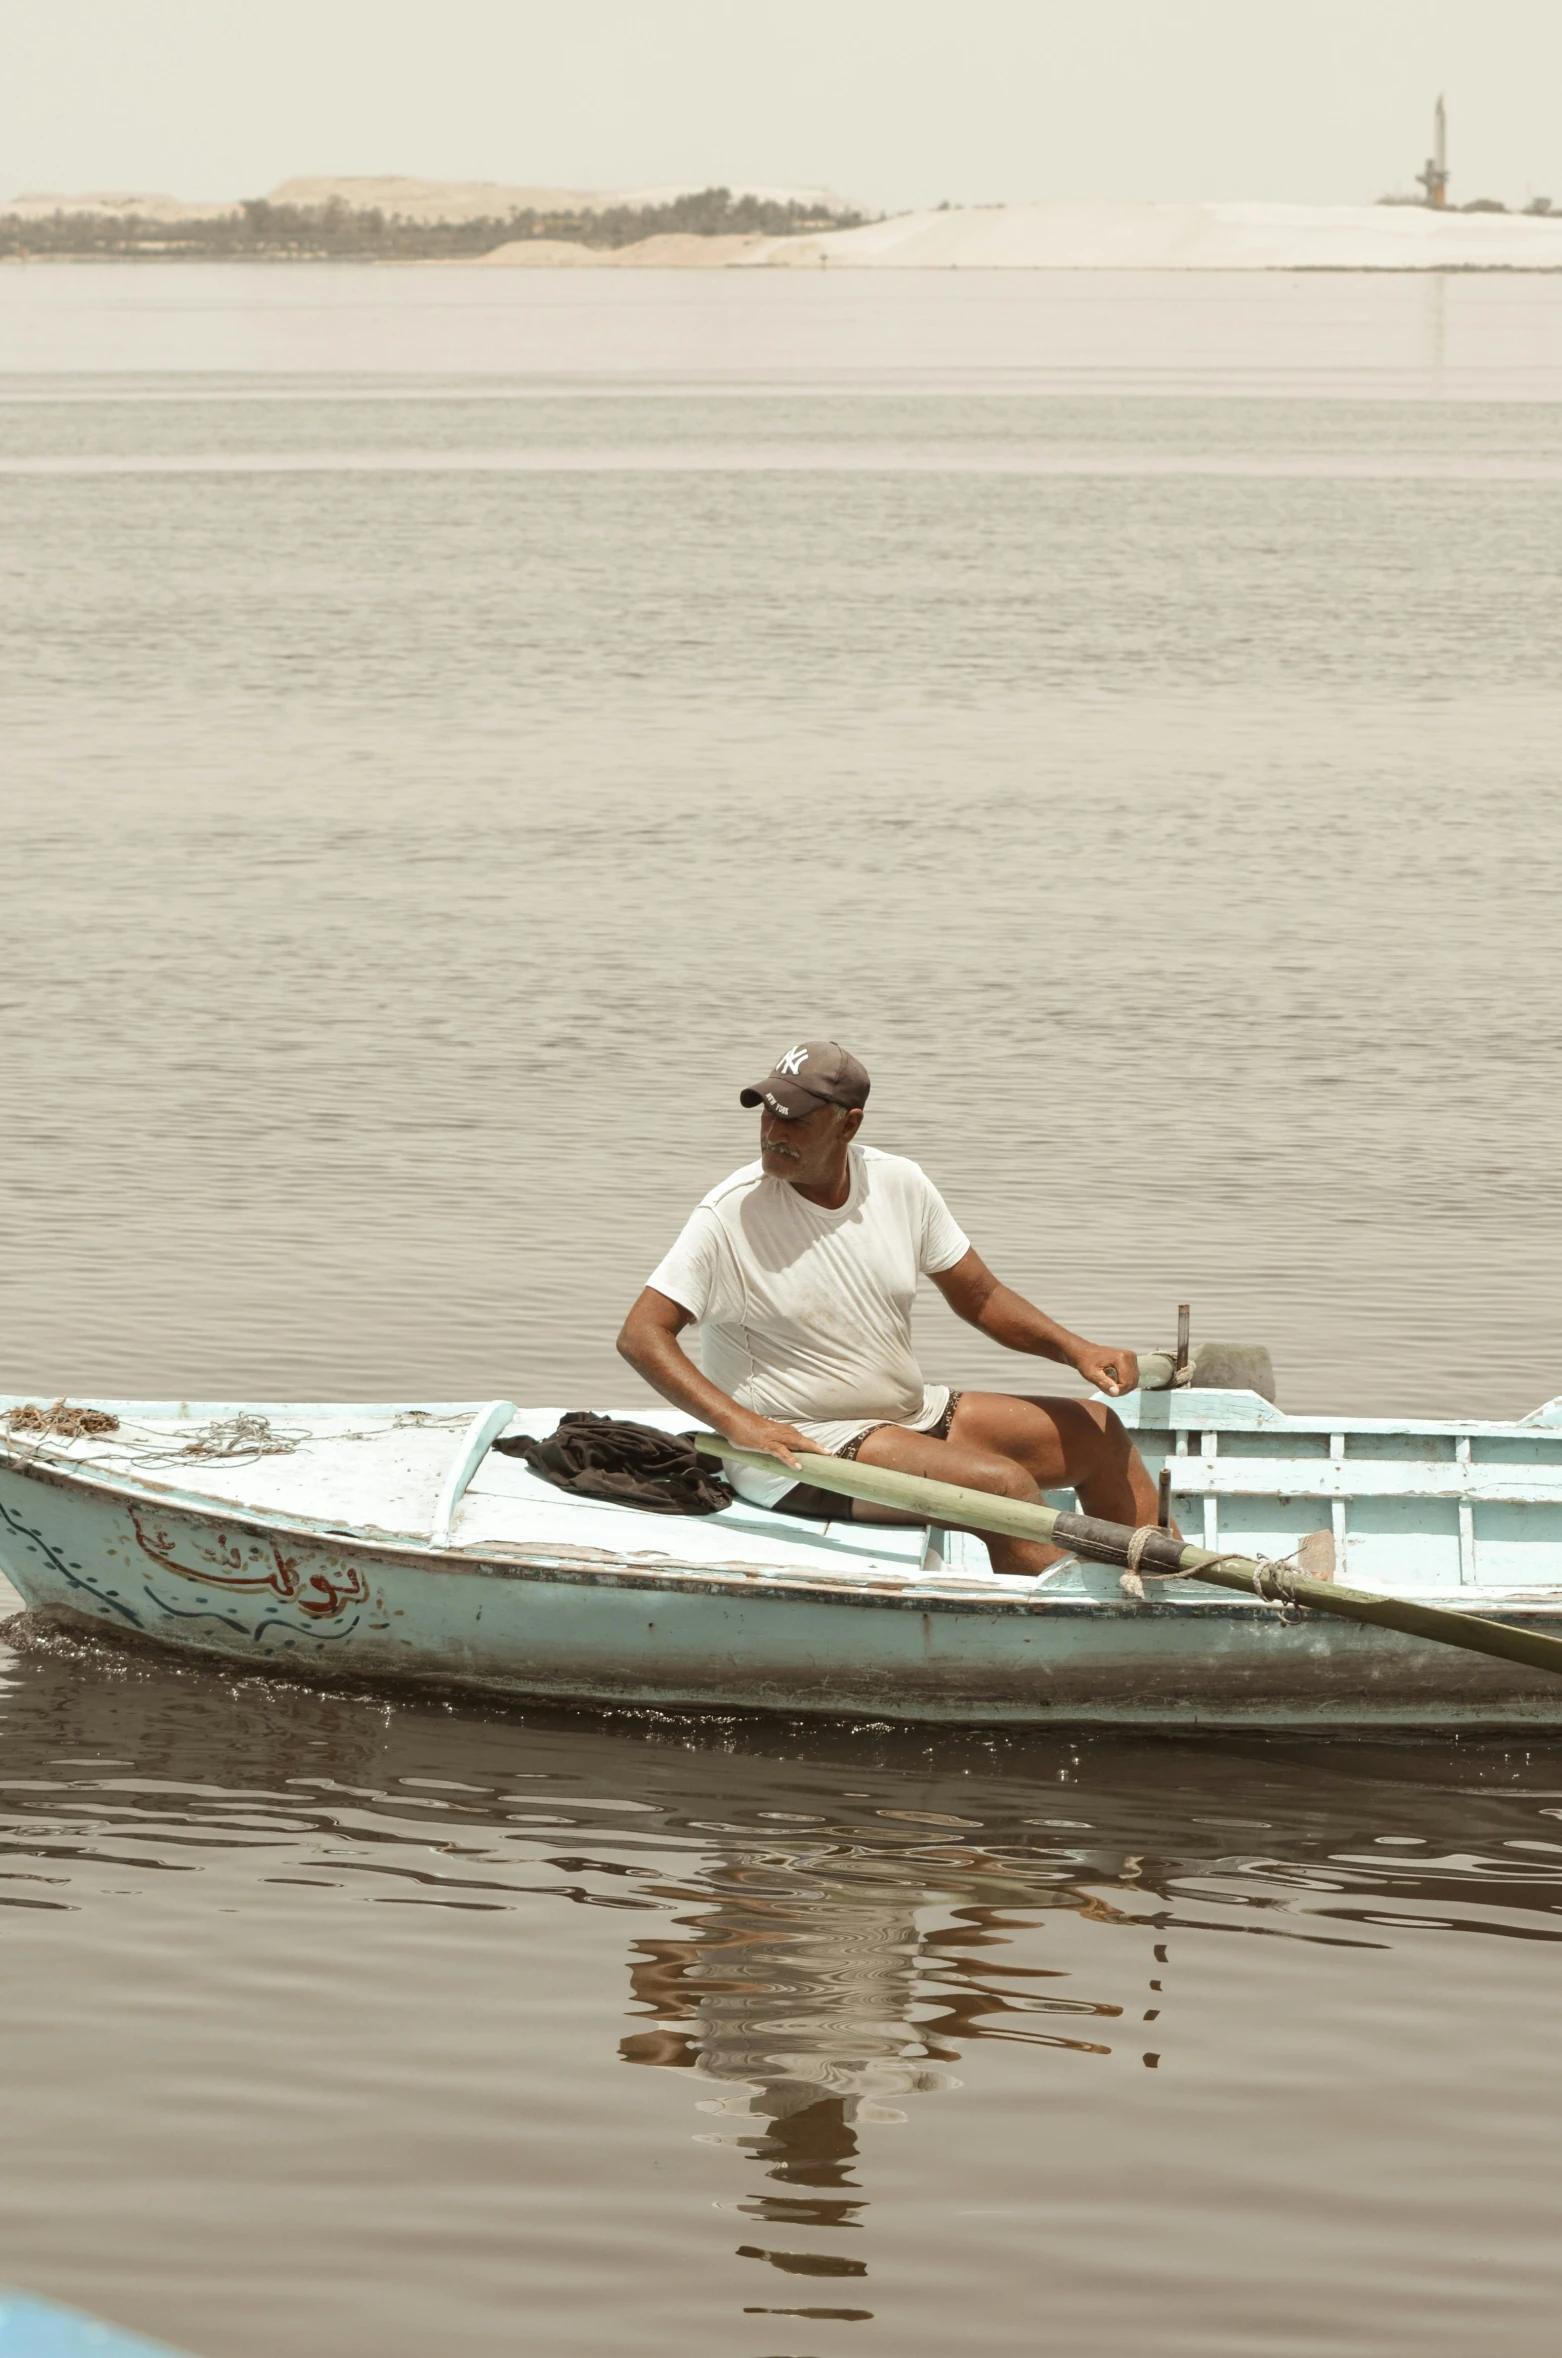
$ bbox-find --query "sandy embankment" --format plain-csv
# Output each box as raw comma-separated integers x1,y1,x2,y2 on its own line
478,233,777,268
759,200,1562,270
477,200,1562,271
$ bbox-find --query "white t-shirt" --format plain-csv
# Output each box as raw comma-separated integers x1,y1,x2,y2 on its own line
646,1145,971,1507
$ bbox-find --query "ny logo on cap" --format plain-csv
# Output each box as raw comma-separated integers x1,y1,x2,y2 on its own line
776,1044,810,1075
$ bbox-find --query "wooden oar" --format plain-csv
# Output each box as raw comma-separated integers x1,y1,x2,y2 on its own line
694,1434,1562,1683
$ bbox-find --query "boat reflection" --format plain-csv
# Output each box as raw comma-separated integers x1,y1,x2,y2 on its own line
616,1827,1130,2295
8,1626,1562,2348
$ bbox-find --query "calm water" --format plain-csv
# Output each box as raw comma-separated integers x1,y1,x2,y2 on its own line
6,1646,1562,2358
3,265,1562,2353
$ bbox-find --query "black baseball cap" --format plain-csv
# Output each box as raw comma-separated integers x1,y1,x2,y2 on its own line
740,1040,871,1121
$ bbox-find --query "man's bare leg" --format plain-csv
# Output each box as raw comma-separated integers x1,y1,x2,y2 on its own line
950,1393,1161,1525
849,1392,1163,1577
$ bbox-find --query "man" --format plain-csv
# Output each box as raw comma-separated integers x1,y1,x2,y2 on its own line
617,1041,1162,1577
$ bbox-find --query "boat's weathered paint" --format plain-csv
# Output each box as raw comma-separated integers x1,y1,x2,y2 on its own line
3,1393,1562,1727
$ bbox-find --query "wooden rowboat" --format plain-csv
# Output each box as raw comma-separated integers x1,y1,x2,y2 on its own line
4,1382,1562,1727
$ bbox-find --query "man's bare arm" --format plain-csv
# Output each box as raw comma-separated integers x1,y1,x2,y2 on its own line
930,1249,1140,1399
616,1288,822,1472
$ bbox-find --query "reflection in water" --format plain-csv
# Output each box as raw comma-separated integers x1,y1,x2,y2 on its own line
619,1873,1123,2190
1424,268,1448,389
621,1866,945,2297
623,1872,953,2120
619,1866,1127,2308
6,1629,1562,2357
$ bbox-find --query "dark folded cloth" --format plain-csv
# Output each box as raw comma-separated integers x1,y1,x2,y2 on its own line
493,1410,735,1517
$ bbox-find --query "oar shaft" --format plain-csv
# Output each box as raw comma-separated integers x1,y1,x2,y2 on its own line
699,1437,1075,1547
694,1435,1562,1684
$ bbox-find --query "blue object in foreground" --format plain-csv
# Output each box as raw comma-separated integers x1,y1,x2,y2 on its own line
0,2295,192,2357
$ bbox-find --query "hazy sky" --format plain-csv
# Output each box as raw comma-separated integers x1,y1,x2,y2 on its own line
4,0,1560,213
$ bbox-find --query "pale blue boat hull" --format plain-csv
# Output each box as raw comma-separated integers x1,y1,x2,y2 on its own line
4,1393,1562,1728
0,2294,191,2357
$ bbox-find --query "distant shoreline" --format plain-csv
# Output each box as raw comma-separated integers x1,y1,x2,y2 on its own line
8,193,1562,274
6,254,1562,275
0,186,866,267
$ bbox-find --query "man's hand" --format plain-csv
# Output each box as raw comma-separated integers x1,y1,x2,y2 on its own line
718,1409,822,1473
1071,1341,1140,1398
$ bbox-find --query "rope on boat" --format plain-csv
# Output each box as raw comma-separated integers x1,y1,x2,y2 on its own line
1123,1524,1161,1575
1120,1535,1309,1620
2,1401,303,1467
126,1412,308,1466
125,1408,474,1461
2,1400,120,1443
2,1398,484,1472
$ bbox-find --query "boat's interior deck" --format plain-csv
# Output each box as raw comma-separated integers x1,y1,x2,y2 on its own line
0,1401,1009,1586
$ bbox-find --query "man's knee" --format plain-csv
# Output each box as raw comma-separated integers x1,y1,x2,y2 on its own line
963,1450,1039,1503
1046,1399,1131,1485
1075,1395,1127,1452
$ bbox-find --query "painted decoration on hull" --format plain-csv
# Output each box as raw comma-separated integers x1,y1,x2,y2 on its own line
0,1493,149,1629
0,1486,373,1647
128,1505,370,1623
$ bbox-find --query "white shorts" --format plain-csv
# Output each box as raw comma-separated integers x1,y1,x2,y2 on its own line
729,1385,955,1510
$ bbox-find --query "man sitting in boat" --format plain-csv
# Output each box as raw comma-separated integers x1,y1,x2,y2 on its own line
618,1040,1162,1577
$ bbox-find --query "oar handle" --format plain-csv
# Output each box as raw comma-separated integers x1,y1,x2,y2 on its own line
694,1433,1562,1684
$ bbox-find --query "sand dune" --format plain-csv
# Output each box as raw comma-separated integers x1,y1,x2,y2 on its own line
474,238,604,266
479,232,773,267
755,199,1562,271
463,198,1562,272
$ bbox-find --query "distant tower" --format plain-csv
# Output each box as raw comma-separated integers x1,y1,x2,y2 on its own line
1417,95,1449,207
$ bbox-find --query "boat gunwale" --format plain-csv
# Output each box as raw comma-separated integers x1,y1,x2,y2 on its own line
8,1435,1562,1625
